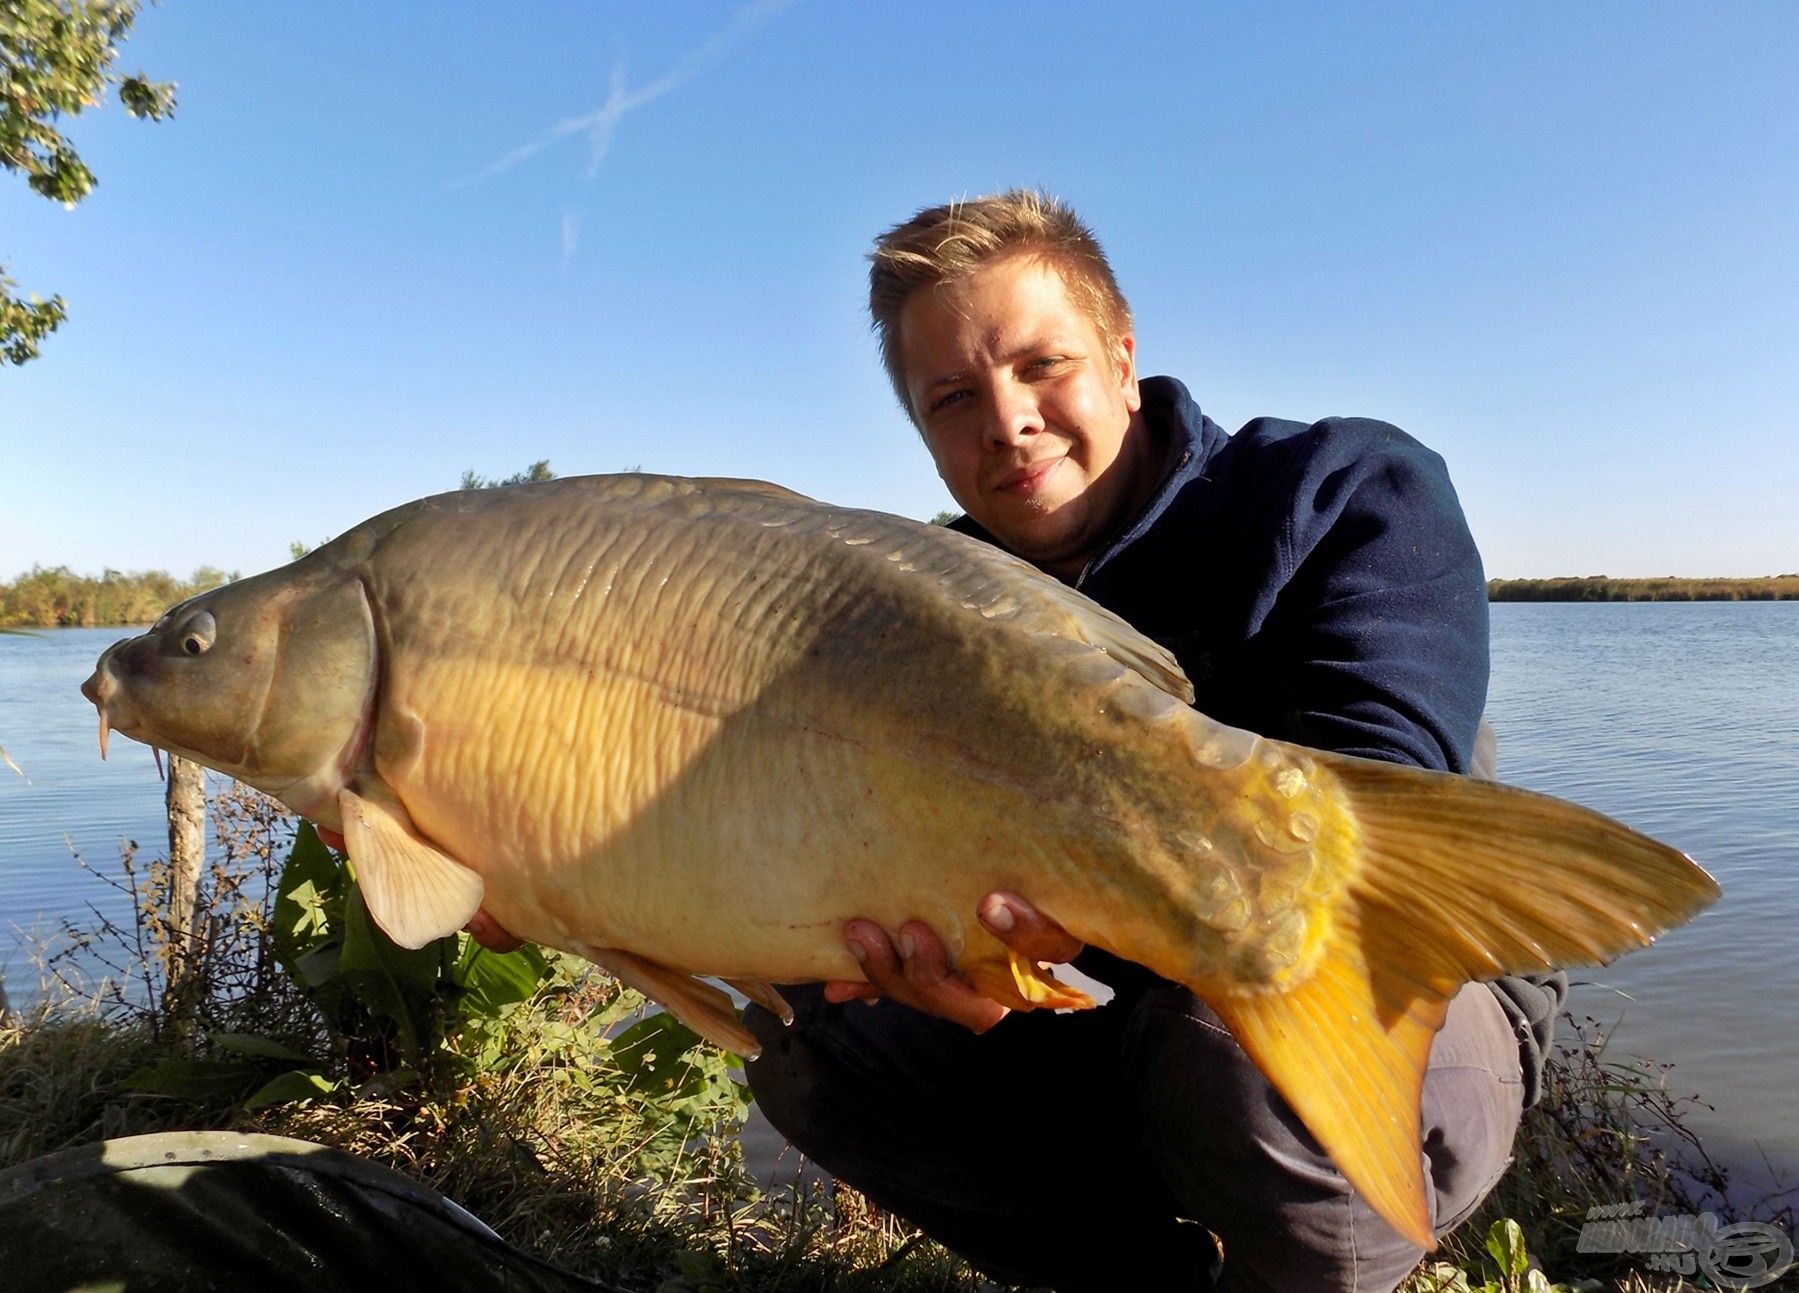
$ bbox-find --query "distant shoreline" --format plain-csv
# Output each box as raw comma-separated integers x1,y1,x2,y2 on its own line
1488,576,1799,602
5,570,1798,627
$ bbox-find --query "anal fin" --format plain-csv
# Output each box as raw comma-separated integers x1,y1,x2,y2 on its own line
591,948,762,1057
339,787,484,950
961,948,1096,1013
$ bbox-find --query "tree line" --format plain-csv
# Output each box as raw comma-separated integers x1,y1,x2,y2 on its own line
1488,575,1799,602
12,565,1797,628
0,565,235,628
4,465,560,627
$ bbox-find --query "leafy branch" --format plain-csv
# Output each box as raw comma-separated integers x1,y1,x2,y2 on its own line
1,0,176,363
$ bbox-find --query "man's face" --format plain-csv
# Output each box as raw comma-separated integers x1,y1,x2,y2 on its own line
897,254,1153,580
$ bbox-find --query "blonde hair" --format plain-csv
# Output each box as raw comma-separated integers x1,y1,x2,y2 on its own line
868,189,1134,417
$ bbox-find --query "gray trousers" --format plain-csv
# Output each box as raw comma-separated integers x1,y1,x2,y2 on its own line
744,975,1523,1292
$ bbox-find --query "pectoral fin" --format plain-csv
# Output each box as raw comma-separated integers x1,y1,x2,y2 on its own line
591,948,762,1057
338,786,484,950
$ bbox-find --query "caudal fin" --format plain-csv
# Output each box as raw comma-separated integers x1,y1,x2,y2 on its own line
1206,752,1717,1250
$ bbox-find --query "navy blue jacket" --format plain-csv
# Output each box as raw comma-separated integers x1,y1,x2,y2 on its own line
952,375,1560,1103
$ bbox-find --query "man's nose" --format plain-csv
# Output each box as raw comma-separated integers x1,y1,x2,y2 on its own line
982,381,1043,449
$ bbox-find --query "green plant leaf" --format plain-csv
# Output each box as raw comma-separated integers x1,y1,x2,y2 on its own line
448,935,550,1017
290,941,343,992
124,1058,266,1102
272,821,342,967
1414,1264,1476,1292
208,1032,314,1063
243,1069,342,1110
336,881,441,1061
1486,1218,1529,1279
339,880,441,991
611,1011,708,1087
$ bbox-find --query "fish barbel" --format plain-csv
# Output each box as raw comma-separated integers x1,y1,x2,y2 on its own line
80,473,1718,1247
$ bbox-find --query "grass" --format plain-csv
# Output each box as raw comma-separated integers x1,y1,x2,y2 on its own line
1405,1012,1796,1292
2,786,1791,1292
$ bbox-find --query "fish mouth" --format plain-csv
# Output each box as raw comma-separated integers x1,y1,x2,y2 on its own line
81,660,118,760
82,644,156,769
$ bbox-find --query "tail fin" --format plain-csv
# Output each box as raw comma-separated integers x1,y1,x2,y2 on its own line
1206,752,1718,1250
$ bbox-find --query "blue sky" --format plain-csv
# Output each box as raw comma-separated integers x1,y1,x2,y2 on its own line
3,1,1795,581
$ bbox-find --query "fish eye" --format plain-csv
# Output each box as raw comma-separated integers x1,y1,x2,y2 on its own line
178,610,216,657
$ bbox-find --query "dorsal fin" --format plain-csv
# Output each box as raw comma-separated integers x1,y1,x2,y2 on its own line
843,513,1191,701
679,481,1194,703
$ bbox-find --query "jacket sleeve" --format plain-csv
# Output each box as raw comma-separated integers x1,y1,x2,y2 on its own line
1255,418,1489,773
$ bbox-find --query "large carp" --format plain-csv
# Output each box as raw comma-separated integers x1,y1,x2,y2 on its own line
82,473,1716,1247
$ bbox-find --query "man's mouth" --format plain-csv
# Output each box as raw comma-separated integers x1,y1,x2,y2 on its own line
995,458,1062,497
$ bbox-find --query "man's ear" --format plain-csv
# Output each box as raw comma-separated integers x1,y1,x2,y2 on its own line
1117,333,1142,413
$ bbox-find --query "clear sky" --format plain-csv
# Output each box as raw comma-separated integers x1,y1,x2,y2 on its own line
3,1,1795,582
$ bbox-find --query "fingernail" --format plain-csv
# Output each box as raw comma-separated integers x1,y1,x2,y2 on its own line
898,931,916,960
847,936,868,963
979,896,1015,933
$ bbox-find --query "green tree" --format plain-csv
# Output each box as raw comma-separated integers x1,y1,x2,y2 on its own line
2,0,176,364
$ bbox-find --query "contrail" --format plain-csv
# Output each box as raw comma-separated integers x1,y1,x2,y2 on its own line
451,0,795,190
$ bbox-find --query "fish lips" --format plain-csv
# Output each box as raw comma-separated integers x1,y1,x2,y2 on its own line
82,640,144,760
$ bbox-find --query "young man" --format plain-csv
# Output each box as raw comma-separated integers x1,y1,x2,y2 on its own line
742,191,1557,1292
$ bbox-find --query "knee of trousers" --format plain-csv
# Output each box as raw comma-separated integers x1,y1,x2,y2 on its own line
1121,983,1525,1265
1121,985,1344,1204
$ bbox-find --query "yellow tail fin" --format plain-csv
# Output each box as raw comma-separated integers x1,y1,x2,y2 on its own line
1206,751,1718,1251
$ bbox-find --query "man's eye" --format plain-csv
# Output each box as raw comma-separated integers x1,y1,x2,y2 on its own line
930,389,971,413
1026,355,1068,375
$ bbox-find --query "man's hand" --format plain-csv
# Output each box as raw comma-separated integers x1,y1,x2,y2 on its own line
822,893,1083,1033
308,821,523,952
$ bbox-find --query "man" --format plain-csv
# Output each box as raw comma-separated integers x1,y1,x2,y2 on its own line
740,191,1558,1292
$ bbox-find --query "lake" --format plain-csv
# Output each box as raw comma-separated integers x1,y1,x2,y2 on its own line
3,607,1796,1202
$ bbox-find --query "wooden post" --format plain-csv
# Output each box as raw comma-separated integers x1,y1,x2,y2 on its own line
163,753,207,1026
